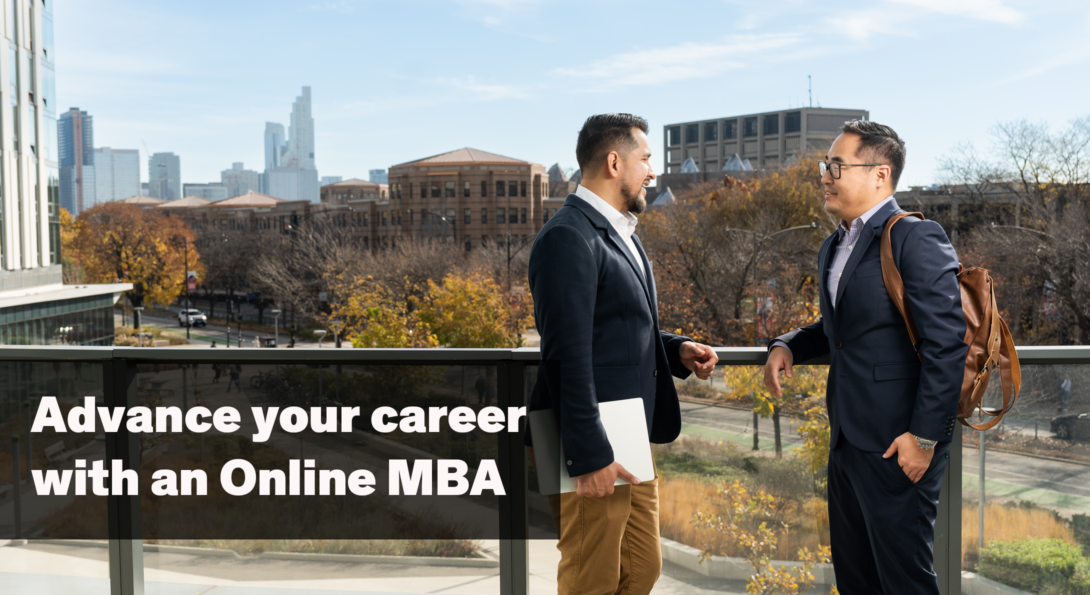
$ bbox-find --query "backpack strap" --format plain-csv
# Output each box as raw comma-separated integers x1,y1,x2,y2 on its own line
879,211,926,359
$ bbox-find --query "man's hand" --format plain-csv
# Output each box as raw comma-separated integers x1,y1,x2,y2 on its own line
763,346,794,398
575,461,640,498
883,432,935,483
680,341,718,380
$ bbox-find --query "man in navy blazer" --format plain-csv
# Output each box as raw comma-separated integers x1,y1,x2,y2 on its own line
764,121,967,594
528,113,718,595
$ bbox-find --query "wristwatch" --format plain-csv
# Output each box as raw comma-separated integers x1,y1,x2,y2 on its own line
913,434,937,450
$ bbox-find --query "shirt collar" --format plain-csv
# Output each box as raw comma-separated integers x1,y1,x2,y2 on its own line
837,195,895,238
575,184,638,236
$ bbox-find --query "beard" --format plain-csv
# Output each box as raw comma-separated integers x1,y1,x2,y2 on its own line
621,178,647,214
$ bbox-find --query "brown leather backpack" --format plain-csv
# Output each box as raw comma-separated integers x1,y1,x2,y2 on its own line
880,212,1021,431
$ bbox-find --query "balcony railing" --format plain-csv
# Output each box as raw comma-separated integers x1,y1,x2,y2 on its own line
0,345,1087,595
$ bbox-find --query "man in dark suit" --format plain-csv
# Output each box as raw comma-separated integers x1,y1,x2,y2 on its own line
764,121,967,594
528,113,718,595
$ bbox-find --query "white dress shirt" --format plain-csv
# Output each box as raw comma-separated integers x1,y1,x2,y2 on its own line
827,195,895,308
575,184,645,279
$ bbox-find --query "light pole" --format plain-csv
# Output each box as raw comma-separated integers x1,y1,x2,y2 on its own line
503,233,537,342
271,308,281,347
315,329,327,348
173,236,191,340
134,306,145,347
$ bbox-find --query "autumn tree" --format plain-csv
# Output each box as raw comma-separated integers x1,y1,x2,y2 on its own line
68,202,202,309
416,270,533,347
59,208,86,284
640,152,833,346
941,116,1090,344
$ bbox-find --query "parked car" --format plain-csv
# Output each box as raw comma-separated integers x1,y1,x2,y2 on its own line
1051,412,1090,441
178,309,208,327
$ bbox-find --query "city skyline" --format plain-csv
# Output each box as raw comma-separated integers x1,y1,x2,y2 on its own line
54,0,1090,190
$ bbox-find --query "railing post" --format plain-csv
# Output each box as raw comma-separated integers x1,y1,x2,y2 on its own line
498,359,528,595
935,423,963,595
106,357,144,595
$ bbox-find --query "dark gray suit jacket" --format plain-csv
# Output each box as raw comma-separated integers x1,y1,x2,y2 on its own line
526,194,692,477
776,199,968,451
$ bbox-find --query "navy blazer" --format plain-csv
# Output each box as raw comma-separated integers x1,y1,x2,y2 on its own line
776,199,968,451
526,194,693,477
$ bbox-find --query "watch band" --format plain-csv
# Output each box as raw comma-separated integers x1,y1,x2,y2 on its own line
914,434,937,450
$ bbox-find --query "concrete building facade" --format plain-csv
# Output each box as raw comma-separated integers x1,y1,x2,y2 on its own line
663,107,869,174
93,147,140,204
182,183,229,201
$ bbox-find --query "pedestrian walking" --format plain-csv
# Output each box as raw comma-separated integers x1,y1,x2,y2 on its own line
212,363,222,384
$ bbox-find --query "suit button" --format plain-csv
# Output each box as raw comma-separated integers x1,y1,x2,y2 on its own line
835,341,843,349
566,460,572,465
653,369,658,377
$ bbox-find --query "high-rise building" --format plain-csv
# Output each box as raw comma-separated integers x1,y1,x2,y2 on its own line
2,1,130,345
264,122,286,170
263,87,319,202
93,148,140,203
58,108,95,214
369,169,388,184
182,183,229,201
221,162,260,198
320,176,342,187
290,86,315,170
148,152,182,200
266,166,319,203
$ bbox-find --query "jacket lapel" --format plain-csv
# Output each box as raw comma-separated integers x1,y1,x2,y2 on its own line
832,198,902,316
633,235,658,324
565,195,654,309
817,232,837,321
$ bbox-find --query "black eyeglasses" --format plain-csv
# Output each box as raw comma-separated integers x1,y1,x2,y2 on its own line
819,161,883,179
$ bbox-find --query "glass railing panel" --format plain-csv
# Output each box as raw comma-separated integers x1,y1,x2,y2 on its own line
0,360,111,595
962,362,1090,594
131,361,502,595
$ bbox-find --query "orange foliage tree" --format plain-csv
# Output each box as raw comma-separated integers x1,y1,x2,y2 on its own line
66,202,202,309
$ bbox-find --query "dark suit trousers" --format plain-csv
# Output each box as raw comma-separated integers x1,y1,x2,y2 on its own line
828,433,950,595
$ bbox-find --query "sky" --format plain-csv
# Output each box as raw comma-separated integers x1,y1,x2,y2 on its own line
55,0,1090,190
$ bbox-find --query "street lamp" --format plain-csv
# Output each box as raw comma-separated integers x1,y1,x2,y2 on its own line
271,308,282,348
314,329,327,348
172,236,191,340
133,306,145,347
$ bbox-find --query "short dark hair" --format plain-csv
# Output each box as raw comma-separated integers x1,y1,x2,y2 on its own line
575,113,649,174
838,120,906,189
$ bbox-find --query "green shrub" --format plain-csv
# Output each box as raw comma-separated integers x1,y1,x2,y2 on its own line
979,539,1082,592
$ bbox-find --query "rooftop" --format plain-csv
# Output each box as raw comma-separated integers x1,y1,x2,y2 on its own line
118,195,166,206
210,191,284,208
393,147,531,168
156,196,213,209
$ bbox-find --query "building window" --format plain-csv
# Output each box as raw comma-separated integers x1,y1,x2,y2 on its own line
704,122,718,142
481,208,488,224
520,181,527,197
464,208,471,224
520,208,527,223
744,117,759,138
481,181,488,197
685,124,699,144
724,120,738,140
396,183,402,199
465,236,472,251
381,212,387,226
431,183,440,198
763,115,779,135
785,111,801,134
497,208,506,224
396,210,403,225
496,181,505,197
543,208,550,223
509,181,518,198
445,181,455,198
668,126,681,146
464,181,471,197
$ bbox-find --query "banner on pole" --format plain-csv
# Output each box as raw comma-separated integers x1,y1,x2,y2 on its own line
187,271,197,292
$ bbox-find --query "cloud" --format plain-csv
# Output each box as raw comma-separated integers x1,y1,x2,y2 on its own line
886,0,1024,24
553,35,802,91
433,76,531,101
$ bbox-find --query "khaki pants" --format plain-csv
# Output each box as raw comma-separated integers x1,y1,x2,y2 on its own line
534,447,662,595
